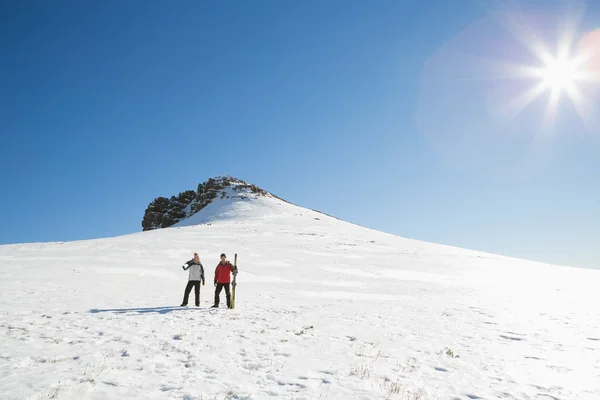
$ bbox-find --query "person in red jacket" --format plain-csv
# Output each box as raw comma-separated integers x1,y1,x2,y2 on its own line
212,253,237,308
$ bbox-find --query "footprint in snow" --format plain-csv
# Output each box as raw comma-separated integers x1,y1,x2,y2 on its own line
278,381,306,389
160,384,179,392
243,362,263,371
500,335,525,341
536,394,561,400
547,365,571,373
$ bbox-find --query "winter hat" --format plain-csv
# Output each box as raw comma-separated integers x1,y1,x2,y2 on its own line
220,253,226,258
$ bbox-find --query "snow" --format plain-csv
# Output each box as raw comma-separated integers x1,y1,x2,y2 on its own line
183,203,192,219
1,192,599,400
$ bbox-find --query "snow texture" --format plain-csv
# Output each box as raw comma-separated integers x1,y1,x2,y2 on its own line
1,191,599,400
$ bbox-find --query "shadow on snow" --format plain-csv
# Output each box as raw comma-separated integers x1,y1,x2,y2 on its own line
89,306,205,315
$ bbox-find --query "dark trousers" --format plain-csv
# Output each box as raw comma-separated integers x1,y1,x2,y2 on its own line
214,283,231,307
182,280,201,306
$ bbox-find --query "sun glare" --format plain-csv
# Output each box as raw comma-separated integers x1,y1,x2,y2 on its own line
541,56,579,92
492,10,600,132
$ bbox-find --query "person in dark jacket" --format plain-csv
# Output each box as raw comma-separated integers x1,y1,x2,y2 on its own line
180,253,205,307
211,253,237,308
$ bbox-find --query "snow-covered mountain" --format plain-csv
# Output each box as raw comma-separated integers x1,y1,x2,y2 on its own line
1,178,599,400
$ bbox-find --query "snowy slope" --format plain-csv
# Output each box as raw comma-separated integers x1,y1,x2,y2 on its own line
171,185,290,226
1,190,599,400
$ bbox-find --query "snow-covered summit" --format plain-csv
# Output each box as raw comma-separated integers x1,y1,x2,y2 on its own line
173,181,292,227
142,176,285,231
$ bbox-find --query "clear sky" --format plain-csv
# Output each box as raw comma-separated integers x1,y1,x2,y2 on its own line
1,0,599,270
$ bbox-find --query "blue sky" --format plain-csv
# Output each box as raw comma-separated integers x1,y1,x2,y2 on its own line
1,0,598,270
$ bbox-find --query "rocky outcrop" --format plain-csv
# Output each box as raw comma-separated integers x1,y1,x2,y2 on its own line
141,176,281,231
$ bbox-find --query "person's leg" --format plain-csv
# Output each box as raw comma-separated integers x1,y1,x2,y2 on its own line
194,281,200,306
213,283,224,306
224,283,231,308
181,281,194,306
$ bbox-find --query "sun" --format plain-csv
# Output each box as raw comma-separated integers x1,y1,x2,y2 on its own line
528,47,596,130
492,10,600,133
499,46,594,131
540,55,580,93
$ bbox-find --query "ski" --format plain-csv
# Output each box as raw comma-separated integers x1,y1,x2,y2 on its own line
231,253,238,309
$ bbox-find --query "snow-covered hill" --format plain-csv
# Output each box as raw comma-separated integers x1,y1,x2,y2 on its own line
1,183,599,400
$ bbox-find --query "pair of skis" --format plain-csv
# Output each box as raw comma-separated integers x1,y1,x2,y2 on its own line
231,253,238,309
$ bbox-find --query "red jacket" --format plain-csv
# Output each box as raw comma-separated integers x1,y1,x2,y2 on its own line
214,261,233,284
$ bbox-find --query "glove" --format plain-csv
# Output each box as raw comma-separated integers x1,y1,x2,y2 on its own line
182,266,185,270
202,281,205,286
214,281,217,287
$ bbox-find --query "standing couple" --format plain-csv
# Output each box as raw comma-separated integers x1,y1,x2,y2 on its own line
180,252,237,308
